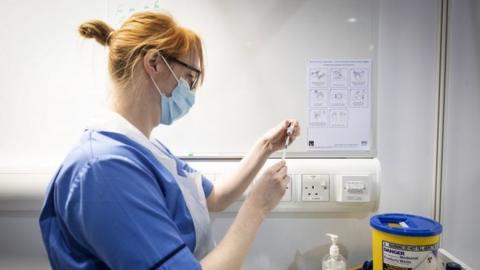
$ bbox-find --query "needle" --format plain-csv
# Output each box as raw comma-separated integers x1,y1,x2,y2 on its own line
281,123,294,160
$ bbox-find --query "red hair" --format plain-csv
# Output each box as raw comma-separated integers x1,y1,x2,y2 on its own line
78,11,204,87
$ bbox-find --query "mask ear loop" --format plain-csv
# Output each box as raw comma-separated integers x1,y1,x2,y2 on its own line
149,74,165,97
160,55,180,82
149,54,172,97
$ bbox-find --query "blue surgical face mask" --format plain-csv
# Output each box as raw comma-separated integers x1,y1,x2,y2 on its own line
150,56,195,125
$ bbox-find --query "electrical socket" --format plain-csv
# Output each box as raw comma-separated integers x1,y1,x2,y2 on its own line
280,175,292,202
301,174,329,201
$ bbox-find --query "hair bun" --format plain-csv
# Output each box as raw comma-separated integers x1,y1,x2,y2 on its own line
78,20,114,46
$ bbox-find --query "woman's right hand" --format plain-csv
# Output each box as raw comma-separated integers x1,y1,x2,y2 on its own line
247,160,288,214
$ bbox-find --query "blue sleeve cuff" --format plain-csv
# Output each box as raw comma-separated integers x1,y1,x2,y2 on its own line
201,175,214,198
152,245,201,270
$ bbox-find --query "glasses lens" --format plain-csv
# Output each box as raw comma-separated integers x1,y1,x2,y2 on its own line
191,76,199,90
168,57,200,90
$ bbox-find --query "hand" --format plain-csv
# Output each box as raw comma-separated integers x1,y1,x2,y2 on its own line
260,119,301,154
247,160,288,213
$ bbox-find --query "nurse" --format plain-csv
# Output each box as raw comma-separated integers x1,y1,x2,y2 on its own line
39,11,300,270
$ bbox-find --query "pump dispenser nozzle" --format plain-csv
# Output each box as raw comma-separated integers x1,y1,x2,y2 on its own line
326,233,338,244
326,233,339,257
323,233,346,270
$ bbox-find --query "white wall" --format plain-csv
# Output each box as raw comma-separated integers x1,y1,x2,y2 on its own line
441,0,480,267
0,0,442,269
376,0,440,216
0,0,109,170
0,0,380,162
212,0,442,268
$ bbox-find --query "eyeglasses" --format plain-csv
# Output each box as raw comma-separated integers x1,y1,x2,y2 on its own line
165,56,201,90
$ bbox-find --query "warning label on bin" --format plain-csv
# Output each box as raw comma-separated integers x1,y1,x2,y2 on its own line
382,241,438,270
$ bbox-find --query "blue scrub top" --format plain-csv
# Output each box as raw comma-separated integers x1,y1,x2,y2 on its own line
39,130,213,270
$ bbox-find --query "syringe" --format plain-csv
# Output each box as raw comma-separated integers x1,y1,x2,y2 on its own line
281,123,295,160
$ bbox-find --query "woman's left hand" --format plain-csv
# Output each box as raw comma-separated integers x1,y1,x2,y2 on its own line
260,119,301,155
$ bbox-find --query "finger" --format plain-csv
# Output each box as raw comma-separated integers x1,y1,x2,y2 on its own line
290,123,300,140
285,119,295,129
281,173,289,183
270,160,286,172
291,129,301,141
286,119,299,134
271,120,289,139
295,128,301,137
280,175,290,189
278,120,289,132
294,123,300,135
275,166,288,180
287,132,300,146
288,119,298,127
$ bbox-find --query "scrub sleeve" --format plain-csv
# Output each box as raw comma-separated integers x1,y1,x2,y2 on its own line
60,155,201,270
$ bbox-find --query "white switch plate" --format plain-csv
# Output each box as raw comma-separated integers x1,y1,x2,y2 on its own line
336,175,371,202
195,158,381,213
280,175,293,202
301,174,329,201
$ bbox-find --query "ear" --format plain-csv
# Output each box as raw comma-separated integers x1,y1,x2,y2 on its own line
143,49,160,76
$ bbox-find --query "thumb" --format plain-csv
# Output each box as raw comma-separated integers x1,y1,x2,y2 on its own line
270,160,286,172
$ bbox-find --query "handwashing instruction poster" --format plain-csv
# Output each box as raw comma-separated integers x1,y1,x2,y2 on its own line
307,59,371,151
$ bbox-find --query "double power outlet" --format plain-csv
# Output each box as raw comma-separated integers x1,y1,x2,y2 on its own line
217,173,370,204
234,174,329,202
280,174,330,202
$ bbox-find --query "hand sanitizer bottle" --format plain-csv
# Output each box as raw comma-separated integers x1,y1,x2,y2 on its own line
322,233,346,270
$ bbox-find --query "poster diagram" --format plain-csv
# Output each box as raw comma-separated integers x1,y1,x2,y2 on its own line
310,109,329,127
350,89,368,107
309,68,329,87
307,59,371,151
329,109,348,127
330,90,348,106
310,89,329,107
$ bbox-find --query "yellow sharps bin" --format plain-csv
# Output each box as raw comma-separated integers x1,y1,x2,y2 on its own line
370,213,442,270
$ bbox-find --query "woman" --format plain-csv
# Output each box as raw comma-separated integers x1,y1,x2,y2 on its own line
39,11,300,270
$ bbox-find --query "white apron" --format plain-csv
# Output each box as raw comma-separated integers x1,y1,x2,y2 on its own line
87,111,215,259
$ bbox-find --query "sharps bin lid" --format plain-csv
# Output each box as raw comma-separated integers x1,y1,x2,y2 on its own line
370,213,442,237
